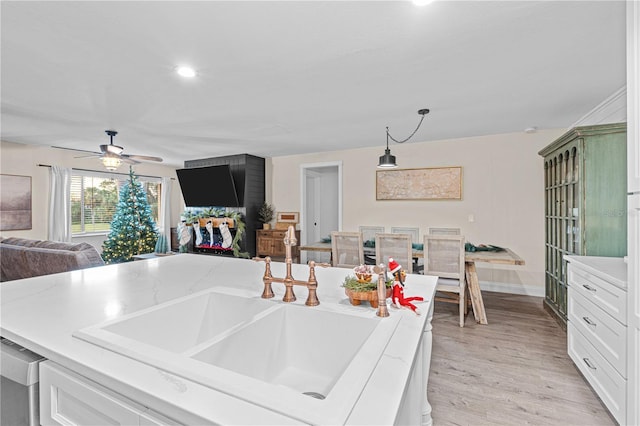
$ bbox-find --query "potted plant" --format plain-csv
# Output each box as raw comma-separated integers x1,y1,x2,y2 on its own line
258,202,274,230
342,266,392,308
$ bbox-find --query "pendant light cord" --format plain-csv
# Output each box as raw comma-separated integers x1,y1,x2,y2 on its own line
386,110,428,144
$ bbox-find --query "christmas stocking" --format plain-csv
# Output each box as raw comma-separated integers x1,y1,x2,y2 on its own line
219,222,232,249
193,222,203,246
205,221,214,247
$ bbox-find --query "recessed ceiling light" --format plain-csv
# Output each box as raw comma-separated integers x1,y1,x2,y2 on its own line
176,66,197,78
412,0,434,6
524,127,538,134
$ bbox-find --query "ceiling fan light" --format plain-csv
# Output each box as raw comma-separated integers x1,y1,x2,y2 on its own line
102,154,122,171
378,148,397,168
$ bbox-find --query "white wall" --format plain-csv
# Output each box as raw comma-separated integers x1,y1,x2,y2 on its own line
0,141,184,251
0,129,568,295
271,129,567,296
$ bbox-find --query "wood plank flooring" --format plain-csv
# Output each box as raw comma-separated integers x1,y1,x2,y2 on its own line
428,291,617,426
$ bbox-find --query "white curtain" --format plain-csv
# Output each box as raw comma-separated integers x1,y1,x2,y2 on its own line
48,166,72,242
160,177,172,240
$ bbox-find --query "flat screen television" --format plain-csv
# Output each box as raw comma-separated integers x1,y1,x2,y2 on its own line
176,165,240,207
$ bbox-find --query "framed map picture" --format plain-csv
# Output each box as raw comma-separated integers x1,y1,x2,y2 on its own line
0,174,33,230
376,167,462,200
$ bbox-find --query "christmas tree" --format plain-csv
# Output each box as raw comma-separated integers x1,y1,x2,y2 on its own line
102,167,158,263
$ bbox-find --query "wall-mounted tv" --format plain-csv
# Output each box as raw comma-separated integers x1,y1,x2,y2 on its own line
176,165,240,207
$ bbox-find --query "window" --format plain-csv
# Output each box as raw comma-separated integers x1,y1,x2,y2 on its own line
71,170,161,235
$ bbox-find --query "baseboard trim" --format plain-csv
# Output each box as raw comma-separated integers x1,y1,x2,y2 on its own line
478,280,545,298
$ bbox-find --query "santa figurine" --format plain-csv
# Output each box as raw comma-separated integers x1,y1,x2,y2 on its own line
388,258,424,315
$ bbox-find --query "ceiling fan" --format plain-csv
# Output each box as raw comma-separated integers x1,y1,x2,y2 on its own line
60,130,163,171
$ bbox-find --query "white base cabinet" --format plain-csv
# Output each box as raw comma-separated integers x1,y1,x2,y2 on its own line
566,256,627,425
39,361,180,426
568,322,627,422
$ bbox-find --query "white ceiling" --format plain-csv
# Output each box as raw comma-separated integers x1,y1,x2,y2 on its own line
1,1,627,168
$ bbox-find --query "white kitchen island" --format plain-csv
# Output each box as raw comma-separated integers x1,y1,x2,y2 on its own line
0,254,437,425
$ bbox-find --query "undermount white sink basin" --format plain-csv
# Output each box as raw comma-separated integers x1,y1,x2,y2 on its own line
98,291,271,353
191,304,379,397
74,287,402,424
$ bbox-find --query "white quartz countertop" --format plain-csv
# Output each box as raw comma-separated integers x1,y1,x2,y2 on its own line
565,255,628,289
0,254,437,424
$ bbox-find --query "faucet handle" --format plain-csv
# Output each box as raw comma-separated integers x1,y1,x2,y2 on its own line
374,264,389,318
311,262,331,268
304,261,322,307
254,257,274,299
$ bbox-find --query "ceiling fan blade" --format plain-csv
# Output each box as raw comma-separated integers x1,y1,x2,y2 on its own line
53,146,102,155
74,153,103,159
53,146,104,159
121,157,140,165
123,154,163,162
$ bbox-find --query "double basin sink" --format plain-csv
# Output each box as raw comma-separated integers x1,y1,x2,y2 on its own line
74,288,401,424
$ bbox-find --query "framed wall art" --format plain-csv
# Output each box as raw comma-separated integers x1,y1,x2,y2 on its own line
275,211,299,229
1,174,33,230
376,166,462,201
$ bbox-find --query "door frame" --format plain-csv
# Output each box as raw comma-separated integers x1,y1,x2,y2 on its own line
299,161,342,249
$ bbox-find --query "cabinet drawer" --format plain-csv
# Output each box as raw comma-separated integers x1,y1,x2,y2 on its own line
567,323,626,424
568,266,626,324
256,230,287,239
40,361,144,426
270,231,287,239
568,289,627,376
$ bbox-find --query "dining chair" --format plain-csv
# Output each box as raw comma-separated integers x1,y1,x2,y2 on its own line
359,226,385,244
428,227,461,236
423,234,466,327
375,233,413,274
390,226,420,244
330,231,364,268
359,226,384,265
390,227,421,272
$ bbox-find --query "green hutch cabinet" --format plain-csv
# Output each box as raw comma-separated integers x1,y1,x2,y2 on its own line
539,123,627,328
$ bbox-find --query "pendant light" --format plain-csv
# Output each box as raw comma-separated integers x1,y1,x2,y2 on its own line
378,132,397,168
377,109,430,168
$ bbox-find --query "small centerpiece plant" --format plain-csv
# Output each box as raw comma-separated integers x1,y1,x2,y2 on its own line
342,265,392,308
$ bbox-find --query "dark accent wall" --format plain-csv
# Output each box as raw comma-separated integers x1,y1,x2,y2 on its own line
184,154,265,257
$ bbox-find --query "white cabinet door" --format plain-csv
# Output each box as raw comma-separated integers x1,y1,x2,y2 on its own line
40,361,145,426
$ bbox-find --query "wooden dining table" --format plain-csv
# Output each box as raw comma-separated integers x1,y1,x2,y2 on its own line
298,241,424,258
298,242,525,325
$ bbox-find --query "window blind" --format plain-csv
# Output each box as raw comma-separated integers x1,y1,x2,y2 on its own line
70,170,161,235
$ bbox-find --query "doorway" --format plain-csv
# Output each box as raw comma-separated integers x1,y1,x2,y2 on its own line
300,162,342,264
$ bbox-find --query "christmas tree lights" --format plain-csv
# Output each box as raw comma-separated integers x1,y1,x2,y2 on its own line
102,167,158,263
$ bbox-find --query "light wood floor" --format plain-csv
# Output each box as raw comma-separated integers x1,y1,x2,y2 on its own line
428,291,617,426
